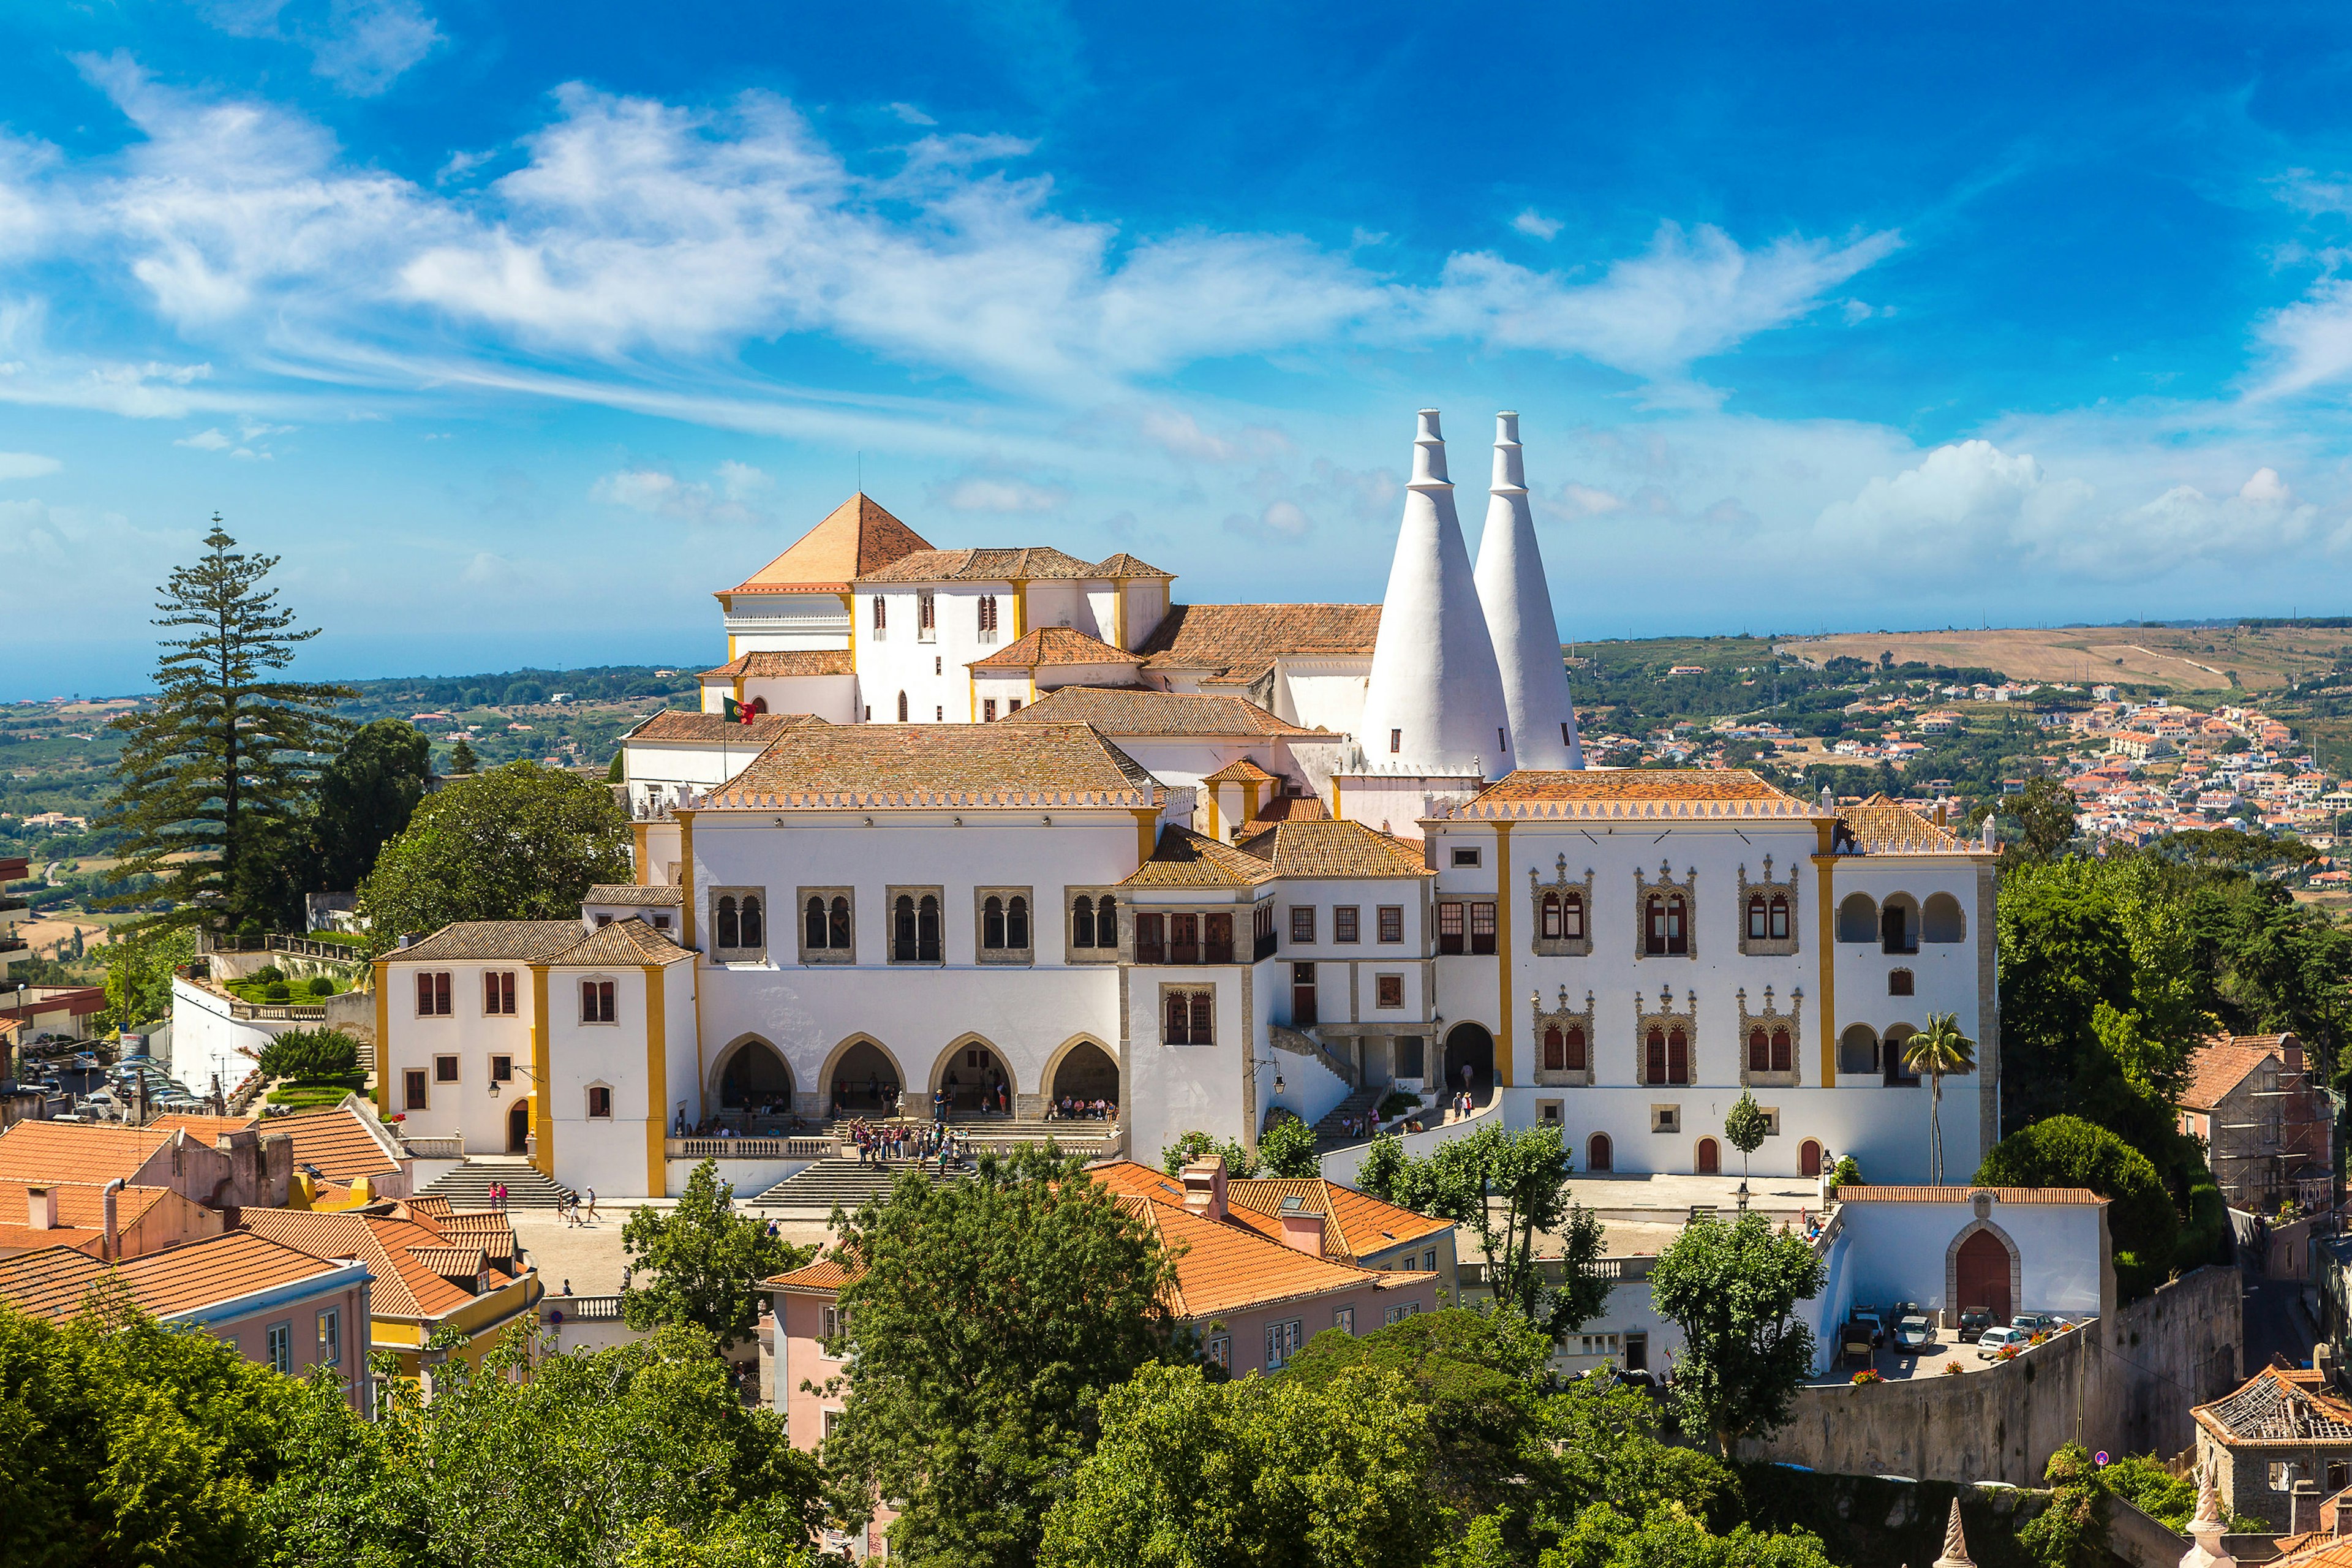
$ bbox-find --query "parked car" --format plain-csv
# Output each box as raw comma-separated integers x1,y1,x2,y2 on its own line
2010,1313,2056,1336
1956,1308,1992,1343
1977,1325,2031,1360
1850,1308,1887,1347
1894,1315,1935,1352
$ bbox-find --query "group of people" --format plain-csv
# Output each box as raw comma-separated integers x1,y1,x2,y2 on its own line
1041,1096,1117,1121
845,1117,970,1172
557,1186,599,1227
674,1108,812,1138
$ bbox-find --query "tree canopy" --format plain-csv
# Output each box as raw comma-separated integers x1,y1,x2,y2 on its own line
357,762,630,948
620,1160,813,1352
1974,1116,2176,1293
308,718,433,894
1648,1212,1824,1457
256,1026,361,1084
1256,1114,1319,1177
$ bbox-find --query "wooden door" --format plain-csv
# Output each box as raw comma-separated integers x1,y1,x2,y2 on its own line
1955,1229,2011,1324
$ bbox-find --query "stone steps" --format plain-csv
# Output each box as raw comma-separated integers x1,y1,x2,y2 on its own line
419,1159,576,1211
746,1158,975,1212
1314,1085,1385,1151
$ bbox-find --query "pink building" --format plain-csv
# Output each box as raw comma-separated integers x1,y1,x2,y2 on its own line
765,1155,1451,1452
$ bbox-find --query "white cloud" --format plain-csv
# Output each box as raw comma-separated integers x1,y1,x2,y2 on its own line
173,415,292,458
175,427,232,449
884,102,938,127
934,474,1069,513
1511,208,1561,241
1133,407,1293,465
0,451,61,480
197,0,443,96
2250,279,2352,400
590,461,774,526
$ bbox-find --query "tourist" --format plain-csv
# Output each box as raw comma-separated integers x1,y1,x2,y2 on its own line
562,1279,572,1295
585,1187,598,1224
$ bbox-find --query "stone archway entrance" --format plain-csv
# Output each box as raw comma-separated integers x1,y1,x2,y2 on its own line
1442,1023,1495,1106
1049,1041,1120,1109
507,1099,531,1154
1955,1227,2014,1324
829,1040,902,1115
937,1041,1010,1114
720,1039,794,1112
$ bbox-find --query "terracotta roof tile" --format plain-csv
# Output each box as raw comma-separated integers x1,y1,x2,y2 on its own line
766,1257,862,1292
2181,1036,2288,1112
856,546,1101,584
0,1123,174,1186
0,1180,175,1254
1835,1185,2106,1205
435,1210,517,1264
275,1106,405,1183
1134,603,1382,682
967,627,1142,670
0,1231,352,1324
707,723,1164,809
240,1208,516,1321
543,919,698,968
146,1112,258,1142
1005,686,1329,739
628,710,825,744
1203,758,1279,785
1238,794,1330,832
1236,820,1431,880
1090,552,1172,578
1838,794,1975,854
392,921,583,963
722,494,933,594
585,883,685,907
1455,769,1815,821
1121,824,1280,887
701,650,856,680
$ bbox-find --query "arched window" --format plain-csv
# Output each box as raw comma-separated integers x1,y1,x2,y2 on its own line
1885,1027,1920,1084
1164,990,1188,1042
1645,895,1677,956
1588,1133,1613,1172
1008,895,1029,949
1072,895,1096,948
1838,1023,1879,1076
1800,1139,1824,1178
1881,899,1917,954
739,895,763,949
893,895,916,961
1191,992,1213,1041
716,895,739,949
1697,1137,1721,1175
918,895,941,962
1667,1026,1689,1084
1769,894,1790,940
1646,1026,1666,1084
1748,1026,1771,1074
1561,1025,1586,1070
1561,891,1584,939
1666,896,1687,955
1771,1027,1792,1074
829,897,850,948
872,595,887,631
1837,893,1878,943
896,691,909,723
983,895,1005,950
1746,894,1768,940
1921,892,1966,943
1097,896,1117,948
748,696,769,714
1542,892,1562,939
805,895,826,951
1544,1025,1565,1071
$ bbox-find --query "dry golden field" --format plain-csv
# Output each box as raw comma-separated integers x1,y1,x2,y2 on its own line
1780,624,2352,693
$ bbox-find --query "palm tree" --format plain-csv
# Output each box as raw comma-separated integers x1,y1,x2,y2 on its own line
1903,1013,1977,1185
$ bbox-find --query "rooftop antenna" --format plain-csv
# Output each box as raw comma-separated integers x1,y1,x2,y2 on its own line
858,451,864,495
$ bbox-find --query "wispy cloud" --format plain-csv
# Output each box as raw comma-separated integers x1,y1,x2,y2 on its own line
591,459,775,526
197,0,443,95
1511,208,1561,241
0,451,60,480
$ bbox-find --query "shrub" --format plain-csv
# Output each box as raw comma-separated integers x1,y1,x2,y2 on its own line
1828,1155,1861,1188
306,976,335,997
1377,1089,1421,1121
1257,1114,1319,1178
252,964,285,985
263,981,292,1002
1975,1115,2177,1298
258,1026,361,1082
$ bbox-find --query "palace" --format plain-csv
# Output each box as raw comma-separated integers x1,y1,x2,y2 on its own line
373,411,1999,1199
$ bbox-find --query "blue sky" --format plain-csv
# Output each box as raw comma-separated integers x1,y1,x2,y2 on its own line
9,2,2352,697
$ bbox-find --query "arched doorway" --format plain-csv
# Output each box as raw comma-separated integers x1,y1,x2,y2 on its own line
1442,1023,1496,1106
1695,1137,1720,1175
1588,1132,1613,1172
936,1039,1011,1114
507,1099,531,1154
828,1040,902,1115
720,1039,794,1113
1799,1139,1824,1178
1050,1041,1119,1109
1954,1227,2013,1324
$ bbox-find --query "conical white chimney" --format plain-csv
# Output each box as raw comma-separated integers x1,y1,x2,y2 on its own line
1474,412,1582,769
1356,410,1513,779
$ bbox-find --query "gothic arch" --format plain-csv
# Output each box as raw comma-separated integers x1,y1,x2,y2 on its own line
928,1033,1015,1112
1042,1034,1121,1107
817,1033,907,1114
708,1031,795,1110
1943,1210,2024,1323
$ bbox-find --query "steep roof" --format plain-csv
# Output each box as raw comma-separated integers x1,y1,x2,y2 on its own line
698,651,856,680
1090,552,1172,578
392,922,582,963
2195,1366,2352,1446
627,710,825,744
1005,686,1327,739
722,494,932,594
0,1231,352,1324
240,1207,521,1321
2181,1036,2286,1112
543,919,698,968
1204,758,1278,785
584,884,685,907
1838,794,1972,854
0,1123,174,1186
274,1106,404,1184
967,627,1142,671
1235,820,1432,880
1120,825,1280,888
707,723,1164,810
1221,1176,1455,1262
1453,769,1815,822
856,546,1100,584
1134,603,1382,682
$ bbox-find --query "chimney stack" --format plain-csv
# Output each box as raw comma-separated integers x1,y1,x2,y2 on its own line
1278,1211,1324,1254
26,1186,55,1231
101,1177,122,1262
1180,1157,1227,1223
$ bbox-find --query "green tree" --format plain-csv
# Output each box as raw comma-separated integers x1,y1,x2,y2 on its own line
1648,1212,1823,1456
818,1147,1189,1567
311,719,433,893
256,1025,361,1084
2018,1442,2109,1568
1974,1116,2177,1294
447,737,479,776
357,763,628,948
102,522,353,933
1902,1013,1978,1186
1038,1360,1445,1568
1722,1091,1768,1189
1544,1500,1837,1568
621,1161,813,1352
97,925,195,1035
1256,1114,1319,1177
1354,1122,1609,1338
2014,775,2081,860
258,1323,822,1567
1161,1129,1254,1177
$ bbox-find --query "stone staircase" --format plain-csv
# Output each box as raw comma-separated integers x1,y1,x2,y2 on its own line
419,1158,576,1211
746,1158,975,1213
1313,1085,1385,1152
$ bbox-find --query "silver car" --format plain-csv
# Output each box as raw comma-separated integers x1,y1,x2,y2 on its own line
1894,1314,1934,1352
1976,1325,2031,1360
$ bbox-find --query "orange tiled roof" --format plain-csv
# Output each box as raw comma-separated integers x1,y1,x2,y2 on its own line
1005,686,1327,739
1839,794,1972,854
1120,824,1280,887
435,1210,517,1264
239,1208,520,1321
856,545,1101,584
543,919,698,968
274,1106,404,1184
698,650,856,680
1835,1186,2105,1205
1455,769,1814,821
968,627,1142,671
1236,820,1431,880
722,494,933,594
766,1257,862,1292
1090,552,1172,578
1238,794,1329,832
0,1123,174,1186
584,883,685,907
1134,603,1382,681
145,1112,258,1142
708,723,1163,809
1204,758,1279,785
2196,1365,2352,1445
628,710,825,744
391,921,582,963
0,1231,352,1324
2180,1036,2289,1112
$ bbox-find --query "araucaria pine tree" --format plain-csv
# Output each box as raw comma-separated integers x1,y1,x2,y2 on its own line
104,521,351,933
